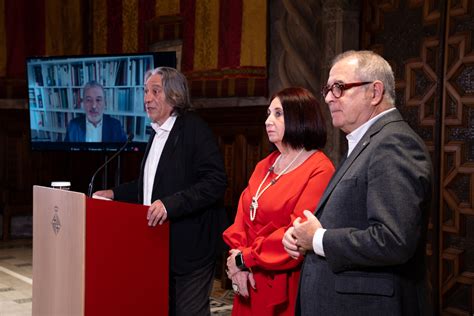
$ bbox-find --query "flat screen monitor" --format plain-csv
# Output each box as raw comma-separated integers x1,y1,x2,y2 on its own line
26,52,176,151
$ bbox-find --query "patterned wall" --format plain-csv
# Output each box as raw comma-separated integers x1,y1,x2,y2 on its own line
362,0,474,313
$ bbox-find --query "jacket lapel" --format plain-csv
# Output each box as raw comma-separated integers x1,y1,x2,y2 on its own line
101,115,112,141
314,141,368,216
79,116,86,141
315,109,404,216
138,130,156,202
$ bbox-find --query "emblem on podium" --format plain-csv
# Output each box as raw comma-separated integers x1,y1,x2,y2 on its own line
51,205,61,235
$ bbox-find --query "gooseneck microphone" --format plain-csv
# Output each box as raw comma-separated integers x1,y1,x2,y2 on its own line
87,133,134,197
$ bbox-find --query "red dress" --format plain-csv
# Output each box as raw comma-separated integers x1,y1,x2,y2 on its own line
223,150,335,315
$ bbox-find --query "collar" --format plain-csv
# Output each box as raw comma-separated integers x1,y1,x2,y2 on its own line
86,118,103,129
150,115,177,134
346,107,396,156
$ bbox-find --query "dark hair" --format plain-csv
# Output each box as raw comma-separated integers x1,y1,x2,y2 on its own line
270,87,327,150
144,67,191,115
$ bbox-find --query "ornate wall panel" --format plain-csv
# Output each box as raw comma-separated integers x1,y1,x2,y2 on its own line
268,0,360,164
440,1,474,314
362,0,474,314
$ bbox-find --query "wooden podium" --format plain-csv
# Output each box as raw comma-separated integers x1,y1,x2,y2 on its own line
32,186,169,316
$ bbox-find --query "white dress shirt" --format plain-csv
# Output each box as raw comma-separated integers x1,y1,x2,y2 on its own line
85,119,103,142
312,107,396,256
143,115,177,206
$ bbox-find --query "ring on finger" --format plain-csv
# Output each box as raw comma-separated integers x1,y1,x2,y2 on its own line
232,283,239,292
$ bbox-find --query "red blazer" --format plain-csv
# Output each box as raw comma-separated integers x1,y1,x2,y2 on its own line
223,150,334,316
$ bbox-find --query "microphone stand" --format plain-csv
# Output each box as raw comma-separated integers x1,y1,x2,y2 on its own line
88,134,134,197
115,155,121,187
103,154,108,191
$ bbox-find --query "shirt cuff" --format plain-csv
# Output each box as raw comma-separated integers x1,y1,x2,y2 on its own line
312,228,326,257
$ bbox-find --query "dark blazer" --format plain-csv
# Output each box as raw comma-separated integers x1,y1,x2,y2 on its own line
113,111,228,274
298,109,432,315
64,114,127,142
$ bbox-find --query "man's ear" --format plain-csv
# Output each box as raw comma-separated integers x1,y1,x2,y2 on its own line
371,81,384,105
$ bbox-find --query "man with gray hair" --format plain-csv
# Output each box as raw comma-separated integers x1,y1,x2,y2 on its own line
283,50,432,315
64,80,126,142
94,67,227,315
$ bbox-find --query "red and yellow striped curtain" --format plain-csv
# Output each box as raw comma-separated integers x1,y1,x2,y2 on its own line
92,0,179,54
0,0,179,77
0,0,83,78
182,0,267,97
0,0,266,97
92,0,267,97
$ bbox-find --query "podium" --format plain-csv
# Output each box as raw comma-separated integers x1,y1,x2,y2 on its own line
32,186,169,316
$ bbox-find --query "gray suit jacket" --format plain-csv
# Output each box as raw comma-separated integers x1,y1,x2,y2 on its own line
298,109,432,315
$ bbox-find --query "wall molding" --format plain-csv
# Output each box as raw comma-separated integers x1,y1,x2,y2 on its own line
0,99,28,110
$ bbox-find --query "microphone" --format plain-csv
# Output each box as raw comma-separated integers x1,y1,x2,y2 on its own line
87,133,134,197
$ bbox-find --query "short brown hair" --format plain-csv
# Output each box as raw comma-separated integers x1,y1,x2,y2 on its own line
270,87,327,150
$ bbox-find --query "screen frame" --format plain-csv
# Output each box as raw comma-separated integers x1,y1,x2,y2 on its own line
26,51,176,152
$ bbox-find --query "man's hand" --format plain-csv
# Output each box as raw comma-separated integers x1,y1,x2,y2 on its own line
283,227,301,259
93,189,114,199
292,210,322,252
147,200,167,226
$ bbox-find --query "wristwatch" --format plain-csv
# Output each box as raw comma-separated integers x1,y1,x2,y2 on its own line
235,252,248,270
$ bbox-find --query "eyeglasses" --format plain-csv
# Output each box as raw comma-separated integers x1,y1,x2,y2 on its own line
321,81,373,98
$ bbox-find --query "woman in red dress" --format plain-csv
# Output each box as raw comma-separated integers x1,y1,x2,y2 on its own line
223,87,335,315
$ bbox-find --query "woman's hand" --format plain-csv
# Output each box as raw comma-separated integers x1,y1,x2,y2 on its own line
226,249,241,278
226,249,257,297
230,271,256,298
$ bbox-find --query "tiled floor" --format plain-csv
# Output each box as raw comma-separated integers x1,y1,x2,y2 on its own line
0,241,33,316
0,240,233,316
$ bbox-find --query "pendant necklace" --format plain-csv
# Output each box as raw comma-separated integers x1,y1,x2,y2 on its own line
250,149,304,221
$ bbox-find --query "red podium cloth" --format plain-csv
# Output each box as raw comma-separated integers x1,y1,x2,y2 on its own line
85,198,169,316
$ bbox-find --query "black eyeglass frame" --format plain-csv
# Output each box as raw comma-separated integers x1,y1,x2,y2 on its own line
321,81,373,98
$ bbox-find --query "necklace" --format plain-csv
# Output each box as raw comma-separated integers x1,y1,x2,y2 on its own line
250,149,304,221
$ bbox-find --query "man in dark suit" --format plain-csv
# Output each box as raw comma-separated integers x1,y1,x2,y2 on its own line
64,81,126,142
94,67,227,316
283,50,432,315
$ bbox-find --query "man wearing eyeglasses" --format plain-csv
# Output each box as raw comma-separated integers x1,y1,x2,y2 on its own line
283,50,433,315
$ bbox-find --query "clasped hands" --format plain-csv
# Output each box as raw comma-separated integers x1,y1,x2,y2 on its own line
226,249,255,297
283,210,322,259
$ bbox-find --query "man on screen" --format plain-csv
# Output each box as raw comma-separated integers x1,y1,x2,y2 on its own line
64,81,127,142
